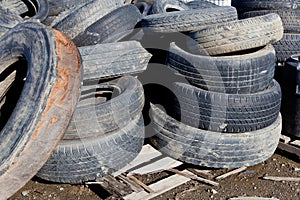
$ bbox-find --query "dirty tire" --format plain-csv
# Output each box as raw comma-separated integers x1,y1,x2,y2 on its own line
167,42,276,94
0,8,23,37
188,13,283,55
240,10,300,33
1,0,49,21
149,0,189,14
187,0,219,9
173,80,282,133
51,0,123,39
141,6,238,33
273,33,300,63
64,76,145,140
232,0,300,11
73,5,142,46
278,56,300,138
0,22,82,200
149,104,282,168
79,41,152,82
37,114,145,183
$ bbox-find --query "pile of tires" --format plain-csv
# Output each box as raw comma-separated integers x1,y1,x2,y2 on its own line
0,0,151,198
145,0,284,168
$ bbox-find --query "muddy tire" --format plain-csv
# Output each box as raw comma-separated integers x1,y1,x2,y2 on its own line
79,41,151,82
0,22,82,199
1,0,49,21
149,0,189,14
188,13,283,55
273,33,300,63
167,42,276,94
173,80,281,133
149,104,282,168
51,0,123,39
73,5,142,46
141,6,237,33
37,113,145,183
240,10,300,33
64,76,145,140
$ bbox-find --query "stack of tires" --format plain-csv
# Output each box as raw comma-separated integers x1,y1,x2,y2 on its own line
148,1,284,168
232,1,300,139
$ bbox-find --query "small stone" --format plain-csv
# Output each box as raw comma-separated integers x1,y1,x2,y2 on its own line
49,194,52,198
282,164,285,167
21,190,30,196
294,167,300,172
253,186,257,190
60,187,64,191
211,189,218,194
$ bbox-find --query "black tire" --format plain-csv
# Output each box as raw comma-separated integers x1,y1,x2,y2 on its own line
47,0,93,16
167,42,276,94
273,33,300,63
149,0,189,14
173,80,282,133
0,22,82,199
78,41,152,82
149,104,282,168
64,76,145,140
0,0,49,21
240,10,300,33
37,113,145,183
73,5,142,46
188,13,283,55
135,1,152,15
0,8,23,37
51,0,123,39
278,55,300,138
141,6,238,33
187,0,219,9
232,0,300,11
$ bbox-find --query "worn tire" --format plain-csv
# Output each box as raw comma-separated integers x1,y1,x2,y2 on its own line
273,33,300,63
51,0,123,39
149,0,189,14
141,6,238,33
37,114,145,183
188,13,283,55
135,1,152,15
79,41,151,82
149,104,282,168
64,76,145,140
73,5,142,46
173,80,282,133
240,10,300,33
0,0,49,21
0,22,82,199
167,42,276,94
187,0,219,9
232,0,300,11
0,8,23,37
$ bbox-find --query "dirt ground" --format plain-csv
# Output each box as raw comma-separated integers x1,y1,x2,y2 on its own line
9,150,300,200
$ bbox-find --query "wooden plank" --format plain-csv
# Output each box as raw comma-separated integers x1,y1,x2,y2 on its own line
95,175,132,197
277,141,300,158
117,174,144,193
262,176,300,182
123,170,191,200
229,197,279,200
215,167,248,180
127,175,154,193
187,168,214,180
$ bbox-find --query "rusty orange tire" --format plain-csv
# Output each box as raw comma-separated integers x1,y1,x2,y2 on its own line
0,22,82,200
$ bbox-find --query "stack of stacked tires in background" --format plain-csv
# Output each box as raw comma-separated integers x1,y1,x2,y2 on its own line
0,0,152,198
233,0,300,138
142,0,284,168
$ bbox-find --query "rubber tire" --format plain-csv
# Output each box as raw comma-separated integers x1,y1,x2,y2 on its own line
273,33,300,63
149,0,189,14
240,10,300,33
278,56,300,138
0,8,23,37
141,6,238,33
149,104,282,168
73,5,142,46
135,1,152,16
0,22,82,199
64,76,145,140
188,13,283,55
51,0,123,39
167,42,276,94
172,80,282,133
232,0,300,11
37,114,145,183
1,0,49,21
78,41,152,82
187,0,219,9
